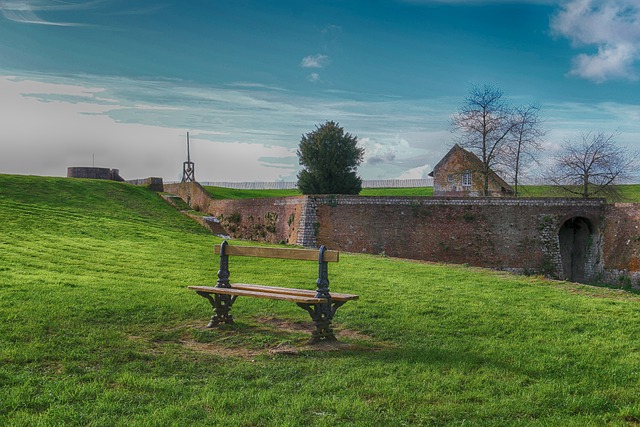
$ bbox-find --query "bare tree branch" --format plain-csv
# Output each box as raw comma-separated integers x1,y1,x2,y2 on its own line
504,104,545,197
546,131,637,200
451,84,518,196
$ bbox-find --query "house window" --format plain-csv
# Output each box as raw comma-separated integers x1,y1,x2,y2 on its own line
447,174,454,183
462,171,472,187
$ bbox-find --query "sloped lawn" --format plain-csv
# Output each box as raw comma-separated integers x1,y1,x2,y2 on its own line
2,175,640,426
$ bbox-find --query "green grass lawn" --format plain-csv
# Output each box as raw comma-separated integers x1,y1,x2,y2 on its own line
3,174,640,425
509,185,640,202
202,186,302,199
204,184,640,201
202,186,435,199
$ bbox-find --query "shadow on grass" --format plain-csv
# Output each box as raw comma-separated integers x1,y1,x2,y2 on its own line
176,318,497,374
149,316,387,358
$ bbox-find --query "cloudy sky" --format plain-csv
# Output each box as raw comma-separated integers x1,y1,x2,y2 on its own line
1,0,639,182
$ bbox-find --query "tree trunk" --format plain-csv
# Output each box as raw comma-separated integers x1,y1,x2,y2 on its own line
583,172,589,199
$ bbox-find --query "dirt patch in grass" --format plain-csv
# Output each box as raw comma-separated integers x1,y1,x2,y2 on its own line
163,317,383,360
542,279,640,300
179,337,264,360
258,316,378,355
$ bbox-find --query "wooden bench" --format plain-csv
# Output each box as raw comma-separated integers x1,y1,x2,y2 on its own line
188,240,359,343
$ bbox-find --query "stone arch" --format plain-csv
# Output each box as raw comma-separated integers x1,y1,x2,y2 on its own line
558,216,597,282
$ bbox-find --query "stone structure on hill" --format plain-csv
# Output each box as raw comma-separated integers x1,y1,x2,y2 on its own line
125,177,164,192
67,167,125,182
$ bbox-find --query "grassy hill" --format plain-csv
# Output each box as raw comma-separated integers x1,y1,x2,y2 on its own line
3,174,640,425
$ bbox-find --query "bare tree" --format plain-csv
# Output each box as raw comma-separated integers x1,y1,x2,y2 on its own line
452,84,517,196
547,131,637,199
508,104,545,197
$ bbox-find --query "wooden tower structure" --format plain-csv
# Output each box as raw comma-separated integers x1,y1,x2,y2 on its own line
182,132,195,183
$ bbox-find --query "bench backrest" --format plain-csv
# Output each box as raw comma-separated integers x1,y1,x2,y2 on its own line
214,244,339,262
214,241,337,297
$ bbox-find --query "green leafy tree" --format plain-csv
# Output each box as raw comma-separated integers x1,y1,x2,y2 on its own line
297,121,364,194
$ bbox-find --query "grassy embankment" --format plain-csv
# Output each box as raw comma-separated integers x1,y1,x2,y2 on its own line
3,174,640,425
203,184,640,202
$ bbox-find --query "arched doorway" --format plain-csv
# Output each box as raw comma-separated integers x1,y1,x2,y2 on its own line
558,217,594,282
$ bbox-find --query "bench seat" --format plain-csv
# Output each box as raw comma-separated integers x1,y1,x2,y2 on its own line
228,284,359,301
188,285,328,304
189,284,359,303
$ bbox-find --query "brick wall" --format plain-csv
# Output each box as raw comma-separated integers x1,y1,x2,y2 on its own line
164,182,304,244
602,203,640,286
311,196,605,279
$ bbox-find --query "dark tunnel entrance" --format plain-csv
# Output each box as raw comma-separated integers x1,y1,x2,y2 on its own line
559,217,594,283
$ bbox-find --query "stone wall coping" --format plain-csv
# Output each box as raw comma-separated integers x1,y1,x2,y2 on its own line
305,195,607,207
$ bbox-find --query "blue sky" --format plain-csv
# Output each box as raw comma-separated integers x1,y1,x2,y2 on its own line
1,0,639,182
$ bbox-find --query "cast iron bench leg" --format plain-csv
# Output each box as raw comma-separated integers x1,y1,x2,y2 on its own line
297,301,346,343
196,291,236,326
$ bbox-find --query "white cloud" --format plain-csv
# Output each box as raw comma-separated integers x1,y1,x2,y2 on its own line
133,103,183,111
396,164,433,180
301,54,330,68
359,135,432,167
0,1,159,27
306,73,320,83
227,82,287,91
569,44,637,82
551,0,640,82
0,0,107,26
361,136,406,165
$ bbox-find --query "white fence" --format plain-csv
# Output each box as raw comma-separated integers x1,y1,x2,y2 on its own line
362,178,434,188
196,178,434,190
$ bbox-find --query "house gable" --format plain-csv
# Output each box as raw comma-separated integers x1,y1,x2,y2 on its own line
429,145,513,197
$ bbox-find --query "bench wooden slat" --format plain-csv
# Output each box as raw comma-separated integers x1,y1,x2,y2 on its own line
188,285,327,304
230,283,359,301
215,245,339,262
